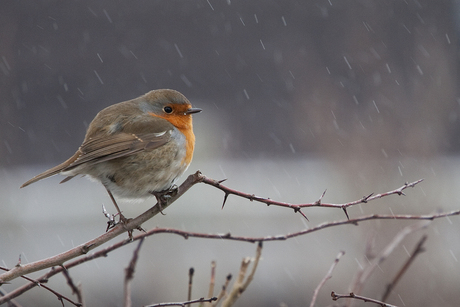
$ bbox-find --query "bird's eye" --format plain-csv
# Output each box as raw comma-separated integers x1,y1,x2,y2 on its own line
163,106,173,114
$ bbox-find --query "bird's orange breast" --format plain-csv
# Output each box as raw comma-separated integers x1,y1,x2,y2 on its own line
148,112,195,166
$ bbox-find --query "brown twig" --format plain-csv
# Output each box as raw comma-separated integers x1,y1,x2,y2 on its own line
0,288,22,307
124,238,144,307
0,266,82,306
1,208,458,305
0,234,138,305
61,268,84,305
381,235,427,301
0,171,202,288
0,173,452,306
309,251,345,307
187,267,194,302
141,210,459,244
201,176,423,219
212,274,232,307
145,296,217,307
331,291,398,307
0,174,425,290
348,220,430,301
204,261,216,307
221,258,250,307
221,241,262,307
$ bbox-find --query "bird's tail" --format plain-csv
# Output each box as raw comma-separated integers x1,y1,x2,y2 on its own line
20,152,80,188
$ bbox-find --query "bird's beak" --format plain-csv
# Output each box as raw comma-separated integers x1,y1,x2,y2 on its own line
185,107,202,115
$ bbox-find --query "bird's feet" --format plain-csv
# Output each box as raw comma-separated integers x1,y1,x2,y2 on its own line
150,185,178,215
102,204,144,240
103,188,144,240
104,209,129,230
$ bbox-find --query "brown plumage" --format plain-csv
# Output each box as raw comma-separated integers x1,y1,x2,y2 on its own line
21,89,201,220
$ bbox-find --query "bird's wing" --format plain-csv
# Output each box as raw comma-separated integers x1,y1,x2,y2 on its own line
20,130,171,188
66,130,171,169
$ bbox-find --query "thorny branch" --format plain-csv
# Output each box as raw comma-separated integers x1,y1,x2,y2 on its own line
141,210,458,244
124,238,145,307
1,211,459,305
200,176,424,220
347,220,430,301
381,235,427,302
331,291,398,307
309,251,345,307
0,171,203,287
0,288,22,307
0,266,82,306
0,172,455,306
61,268,83,306
145,296,217,307
0,172,424,288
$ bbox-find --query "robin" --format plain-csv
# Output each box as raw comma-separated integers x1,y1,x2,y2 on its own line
21,89,201,224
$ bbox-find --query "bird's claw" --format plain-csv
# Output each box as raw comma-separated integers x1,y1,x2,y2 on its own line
150,186,178,215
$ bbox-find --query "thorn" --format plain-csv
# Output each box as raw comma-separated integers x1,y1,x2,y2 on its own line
315,189,327,205
16,254,21,267
320,189,327,199
299,209,309,221
222,193,229,209
342,207,350,220
362,193,374,203
81,244,91,254
217,178,227,184
106,220,115,232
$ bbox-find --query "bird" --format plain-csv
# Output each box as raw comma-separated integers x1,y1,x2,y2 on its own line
21,89,201,224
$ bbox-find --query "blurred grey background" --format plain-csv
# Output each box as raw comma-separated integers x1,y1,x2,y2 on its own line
1,0,460,306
